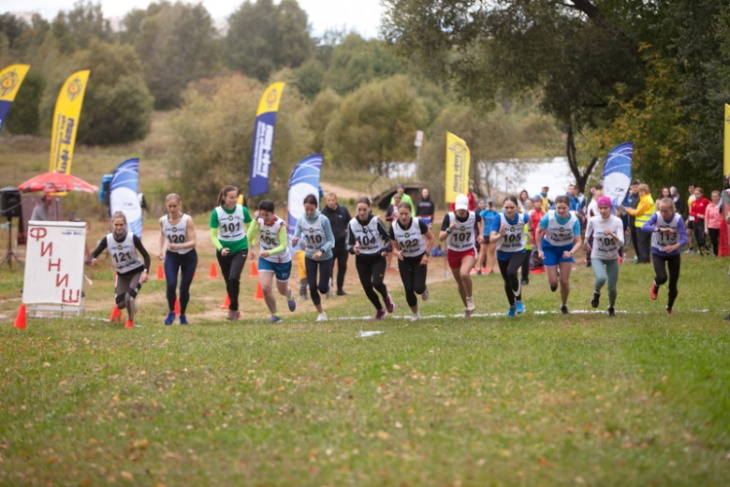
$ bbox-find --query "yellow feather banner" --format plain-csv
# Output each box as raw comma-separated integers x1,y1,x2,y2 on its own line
49,70,90,174
445,132,470,203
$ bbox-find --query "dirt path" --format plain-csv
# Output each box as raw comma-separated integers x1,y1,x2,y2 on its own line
319,182,364,201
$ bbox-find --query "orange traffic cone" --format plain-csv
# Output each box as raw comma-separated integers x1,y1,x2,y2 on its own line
250,260,259,277
254,281,264,300
13,304,26,330
109,305,123,323
220,294,231,309
157,264,164,280
174,298,181,315
209,262,218,278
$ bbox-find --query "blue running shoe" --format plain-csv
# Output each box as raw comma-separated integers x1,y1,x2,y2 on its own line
287,292,297,312
164,312,175,326
515,301,525,314
507,306,516,317
179,314,188,325
269,314,282,323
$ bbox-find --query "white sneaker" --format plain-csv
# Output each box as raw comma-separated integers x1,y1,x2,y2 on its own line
422,287,429,301
316,312,328,322
411,312,421,321
465,296,475,312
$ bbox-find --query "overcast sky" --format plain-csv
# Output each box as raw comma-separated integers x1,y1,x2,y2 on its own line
3,0,385,39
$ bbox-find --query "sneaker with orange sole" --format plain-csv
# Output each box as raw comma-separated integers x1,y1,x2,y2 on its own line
649,282,659,300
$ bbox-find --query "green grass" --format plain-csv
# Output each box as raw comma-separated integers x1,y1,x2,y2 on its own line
1,254,729,485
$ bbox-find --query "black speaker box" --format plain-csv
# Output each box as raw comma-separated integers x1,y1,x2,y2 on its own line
0,187,22,218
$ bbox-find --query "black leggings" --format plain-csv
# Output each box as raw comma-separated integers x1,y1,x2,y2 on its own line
708,228,719,256
522,249,532,281
652,252,680,309
331,245,349,292
306,256,333,306
164,249,198,314
216,249,248,312
693,220,707,249
397,253,428,307
498,252,524,306
355,253,388,311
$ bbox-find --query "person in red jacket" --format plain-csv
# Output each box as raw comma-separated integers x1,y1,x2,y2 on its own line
689,187,711,255
704,190,724,256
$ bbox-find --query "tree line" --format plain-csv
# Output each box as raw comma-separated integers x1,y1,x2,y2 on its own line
2,0,726,209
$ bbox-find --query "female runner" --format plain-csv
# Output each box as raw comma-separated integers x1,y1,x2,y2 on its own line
347,197,395,320
390,201,434,320
439,193,483,317
210,185,252,320
490,195,530,317
292,194,335,322
158,193,197,325
641,198,688,314
584,196,624,316
90,211,150,328
536,195,582,314
247,199,297,322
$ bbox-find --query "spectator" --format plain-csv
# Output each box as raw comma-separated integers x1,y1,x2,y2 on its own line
321,192,352,296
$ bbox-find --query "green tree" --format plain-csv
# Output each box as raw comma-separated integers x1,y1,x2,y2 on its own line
50,1,112,54
225,0,313,82
5,70,45,135
38,40,153,146
323,34,406,95
170,74,312,211
122,1,219,109
324,74,428,174
307,87,341,154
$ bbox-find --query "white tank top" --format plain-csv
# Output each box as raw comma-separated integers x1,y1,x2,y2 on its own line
299,214,326,252
216,205,246,242
257,216,291,264
495,213,527,252
349,216,383,255
446,211,477,252
651,212,681,252
543,211,578,247
392,217,427,258
106,232,143,272
160,214,192,254
587,215,623,259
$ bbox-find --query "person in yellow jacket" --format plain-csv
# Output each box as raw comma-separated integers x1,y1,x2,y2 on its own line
620,183,654,263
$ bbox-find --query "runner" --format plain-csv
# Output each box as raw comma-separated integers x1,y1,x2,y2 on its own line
158,193,198,325
584,196,624,316
478,199,499,274
90,211,150,328
489,195,530,317
439,193,483,317
640,197,688,314
390,201,434,320
536,195,583,314
347,197,395,320
209,185,253,321
247,199,297,322
292,194,335,322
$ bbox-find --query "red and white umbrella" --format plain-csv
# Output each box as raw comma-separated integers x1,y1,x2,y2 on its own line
17,172,98,194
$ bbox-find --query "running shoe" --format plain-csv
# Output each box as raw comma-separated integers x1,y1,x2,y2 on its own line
422,287,430,301
288,291,297,312
410,312,421,321
125,319,134,329
590,292,600,308
666,307,673,315
269,314,281,323
521,279,529,285
179,314,188,325
649,282,659,300
374,309,386,320
465,297,476,312
560,305,569,315
507,306,516,317
385,294,395,313
336,289,347,296
607,307,615,317
316,312,328,322
227,310,241,321
515,301,525,314
164,312,175,326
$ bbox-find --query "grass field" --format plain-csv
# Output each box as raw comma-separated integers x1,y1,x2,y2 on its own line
1,241,729,485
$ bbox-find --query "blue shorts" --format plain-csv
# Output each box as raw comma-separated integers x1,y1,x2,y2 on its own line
541,243,574,266
258,258,292,281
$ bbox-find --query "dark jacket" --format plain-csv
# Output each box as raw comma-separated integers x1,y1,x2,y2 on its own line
322,203,351,246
